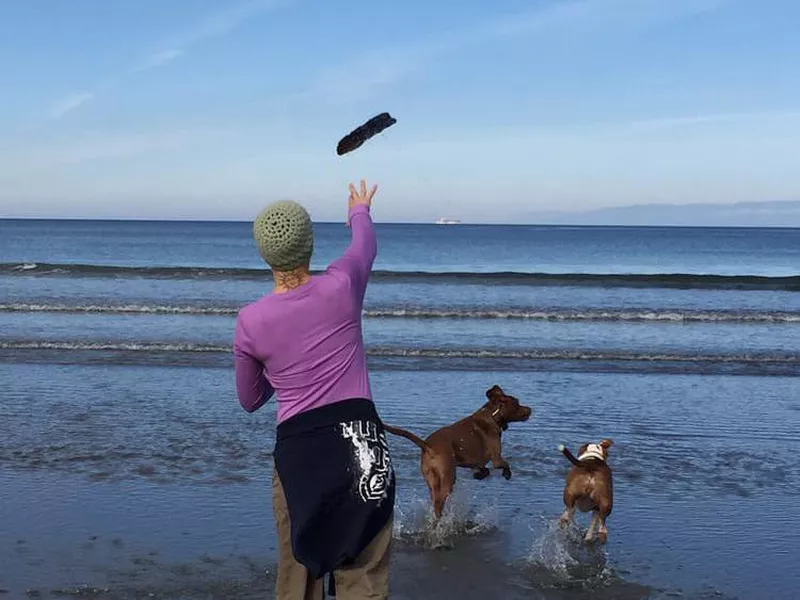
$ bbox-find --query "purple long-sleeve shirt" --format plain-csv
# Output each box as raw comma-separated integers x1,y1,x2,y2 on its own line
233,203,377,424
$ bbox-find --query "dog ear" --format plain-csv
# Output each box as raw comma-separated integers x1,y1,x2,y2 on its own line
485,385,503,400
600,439,614,449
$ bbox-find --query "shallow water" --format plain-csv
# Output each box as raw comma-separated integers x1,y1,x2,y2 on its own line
1,365,798,598
1,220,799,599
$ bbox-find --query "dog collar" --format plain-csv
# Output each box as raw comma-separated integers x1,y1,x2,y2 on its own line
578,444,605,462
490,408,508,431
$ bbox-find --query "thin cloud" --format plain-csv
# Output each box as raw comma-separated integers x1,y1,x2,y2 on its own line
309,47,436,104
49,0,288,118
0,127,235,178
478,0,730,40
625,110,800,132
167,0,288,47
306,0,733,104
381,110,800,148
133,0,288,74
50,92,95,119
130,48,185,73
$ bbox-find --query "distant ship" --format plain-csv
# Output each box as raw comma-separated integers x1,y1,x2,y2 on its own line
434,217,461,225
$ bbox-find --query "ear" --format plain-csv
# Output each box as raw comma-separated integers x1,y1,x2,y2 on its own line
577,444,589,456
485,384,503,400
600,439,614,449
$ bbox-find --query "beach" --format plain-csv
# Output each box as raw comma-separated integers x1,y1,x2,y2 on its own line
1,219,799,599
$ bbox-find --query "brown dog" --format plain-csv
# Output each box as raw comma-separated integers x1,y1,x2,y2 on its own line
383,385,532,518
558,439,614,543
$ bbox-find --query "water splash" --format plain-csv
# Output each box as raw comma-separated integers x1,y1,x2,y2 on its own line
392,485,498,549
525,516,613,587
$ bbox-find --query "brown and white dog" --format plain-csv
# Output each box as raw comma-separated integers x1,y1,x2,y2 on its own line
558,439,614,543
384,385,532,519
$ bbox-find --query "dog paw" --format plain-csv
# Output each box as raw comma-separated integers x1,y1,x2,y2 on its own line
502,468,512,480
473,468,490,480
597,531,608,544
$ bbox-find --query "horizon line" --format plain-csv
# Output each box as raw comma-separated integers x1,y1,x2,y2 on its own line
1,215,799,230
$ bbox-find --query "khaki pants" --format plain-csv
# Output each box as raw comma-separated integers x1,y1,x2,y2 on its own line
272,469,393,600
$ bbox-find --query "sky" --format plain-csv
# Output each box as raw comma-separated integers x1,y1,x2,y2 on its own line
0,0,799,223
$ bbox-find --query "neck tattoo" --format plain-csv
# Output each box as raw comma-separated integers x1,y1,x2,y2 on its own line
274,269,311,292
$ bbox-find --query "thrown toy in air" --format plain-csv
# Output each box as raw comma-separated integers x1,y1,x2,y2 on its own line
336,112,397,156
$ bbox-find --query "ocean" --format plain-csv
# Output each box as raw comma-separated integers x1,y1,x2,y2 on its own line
1,218,799,599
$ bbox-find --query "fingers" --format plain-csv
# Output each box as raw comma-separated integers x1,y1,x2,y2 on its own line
348,180,378,202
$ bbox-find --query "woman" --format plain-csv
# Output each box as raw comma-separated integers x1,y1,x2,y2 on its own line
233,180,395,600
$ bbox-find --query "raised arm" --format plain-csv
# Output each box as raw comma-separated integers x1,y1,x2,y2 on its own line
233,314,274,413
328,180,378,299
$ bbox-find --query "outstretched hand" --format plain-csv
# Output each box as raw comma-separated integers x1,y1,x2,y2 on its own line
347,179,377,226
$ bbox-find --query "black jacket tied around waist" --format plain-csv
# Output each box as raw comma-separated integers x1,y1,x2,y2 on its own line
274,398,396,581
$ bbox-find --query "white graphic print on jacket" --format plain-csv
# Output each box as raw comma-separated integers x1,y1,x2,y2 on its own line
340,420,393,503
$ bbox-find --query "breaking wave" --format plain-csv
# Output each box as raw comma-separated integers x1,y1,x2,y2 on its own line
3,262,799,290
1,340,798,364
1,302,798,323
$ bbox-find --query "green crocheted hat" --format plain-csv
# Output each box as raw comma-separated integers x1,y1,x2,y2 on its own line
252,200,314,271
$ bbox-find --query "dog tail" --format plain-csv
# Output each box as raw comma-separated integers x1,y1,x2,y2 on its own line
384,424,433,453
558,444,583,468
